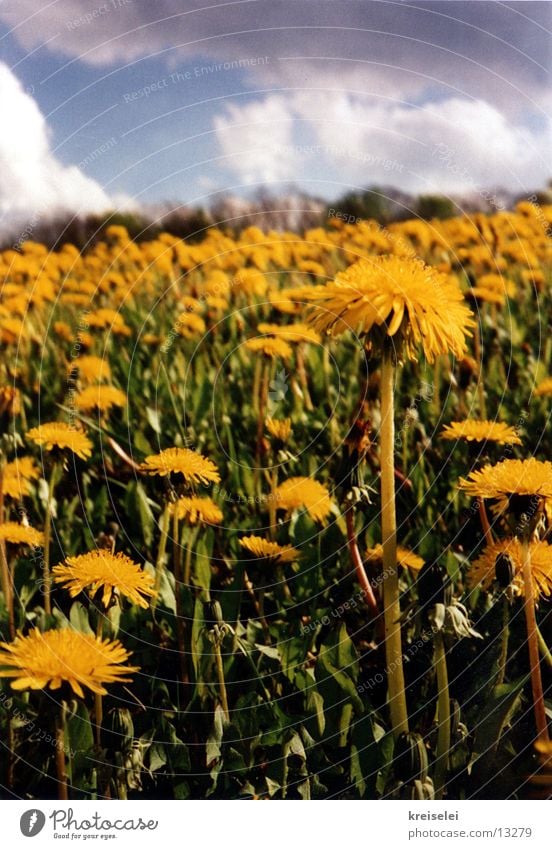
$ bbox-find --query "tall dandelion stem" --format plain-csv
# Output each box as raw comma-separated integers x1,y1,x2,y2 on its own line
43,462,59,616
380,349,409,737
55,701,69,801
213,640,229,721
152,503,171,609
434,632,450,799
521,539,549,742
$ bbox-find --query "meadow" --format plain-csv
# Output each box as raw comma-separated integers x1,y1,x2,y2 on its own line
0,203,551,799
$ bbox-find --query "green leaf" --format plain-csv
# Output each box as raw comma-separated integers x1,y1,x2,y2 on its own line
69,602,93,636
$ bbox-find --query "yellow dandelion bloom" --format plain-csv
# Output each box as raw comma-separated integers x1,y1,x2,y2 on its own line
70,356,111,384
175,312,206,339
2,456,40,500
233,268,267,297
53,321,74,342
239,535,299,564
535,378,552,398
26,422,93,460
477,274,515,297
0,522,44,547
459,458,552,516
0,386,21,417
365,543,425,572
274,476,332,524
142,333,161,345
468,538,552,599
53,549,156,609
257,322,321,345
0,629,139,697
74,385,127,414
307,255,475,363
141,447,220,485
169,496,223,525
0,318,25,345
440,420,521,445
466,287,506,306
244,337,292,360
266,417,292,443
205,295,229,312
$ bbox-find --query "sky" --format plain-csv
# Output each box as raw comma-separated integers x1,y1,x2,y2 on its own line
0,0,550,230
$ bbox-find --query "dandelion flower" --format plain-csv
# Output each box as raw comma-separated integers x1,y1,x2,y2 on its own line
0,628,139,697
141,447,220,485
365,543,424,572
468,538,552,598
169,496,223,525
239,535,299,564
70,356,111,384
74,385,127,414
307,255,474,362
257,322,321,345
244,337,292,360
53,549,156,609
26,422,93,460
266,417,292,443
535,378,552,398
459,458,552,518
0,522,44,547
440,420,521,445
2,456,40,500
274,476,332,524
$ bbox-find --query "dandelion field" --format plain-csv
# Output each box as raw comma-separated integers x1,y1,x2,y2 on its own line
0,204,552,801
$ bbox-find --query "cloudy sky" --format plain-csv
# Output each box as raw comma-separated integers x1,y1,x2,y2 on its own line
0,0,550,227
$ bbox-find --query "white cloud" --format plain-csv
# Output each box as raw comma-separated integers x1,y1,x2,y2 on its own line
213,96,299,186
0,62,112,233
212,90,552,195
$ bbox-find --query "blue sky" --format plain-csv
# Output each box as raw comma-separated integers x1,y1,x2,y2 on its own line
0,1,550,229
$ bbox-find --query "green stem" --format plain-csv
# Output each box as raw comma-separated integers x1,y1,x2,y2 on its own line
496,596,510,686
95,617,103,747
152,503,171,610
213,641,229,721
536,624,552,669
173,511,188,686
43,462,59,617
434,632,450,799
55,701,69,801
521,539,549,742
380,349,409,738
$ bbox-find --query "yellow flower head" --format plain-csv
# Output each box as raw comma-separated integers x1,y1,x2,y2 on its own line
0,522,44,547
70,356,111,384
466,287,506,306
26,422,93,460
233,268,267,297
0,628,139,697
307,255,475,362
169,496,223,525
244,337,292,360
365,543,425,572
0,386,21,417
141,447,220,485
74,385,127,414
274,476,332,524
534,378,552,398
257,322,321,345
239,535,299,564
468,538,552,599
175,312,206,339
2,456,40,500
459,458,552,518
53,549,156,609
440,420,521,446
266,417,292,443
